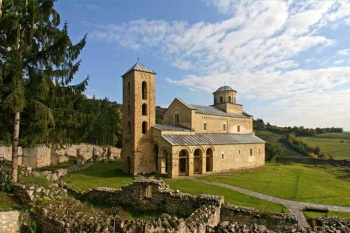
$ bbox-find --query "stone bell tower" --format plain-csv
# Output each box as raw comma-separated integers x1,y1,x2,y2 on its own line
121,63,156,175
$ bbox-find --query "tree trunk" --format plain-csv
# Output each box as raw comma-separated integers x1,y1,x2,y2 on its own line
11,112,20,183
0,0,2,17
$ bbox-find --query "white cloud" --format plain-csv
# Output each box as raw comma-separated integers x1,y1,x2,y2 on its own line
90,1,350,129
337,49,350,56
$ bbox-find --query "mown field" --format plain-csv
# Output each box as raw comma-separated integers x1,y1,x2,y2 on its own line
163,179,287,213
298,133,350,159
199,163,350,206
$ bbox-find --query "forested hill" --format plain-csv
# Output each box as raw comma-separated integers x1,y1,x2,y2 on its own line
0,97,122,147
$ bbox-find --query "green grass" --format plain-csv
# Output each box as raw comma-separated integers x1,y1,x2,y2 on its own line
0,192,21,210
61,161,133,191
18,176,50,188
304,210,350,220
298,135,350,159
199,163,350,206
164,179,287,213
255,131,301,157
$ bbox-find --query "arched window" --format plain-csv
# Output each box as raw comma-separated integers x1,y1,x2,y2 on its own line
142,121,147,134
220,96,223,103
127,82,130,97
203,122,207,131
127,121,131,134
142,104,147,115
250,148,253,156
174,113,180,124
228,96,232,103
142,81,147,100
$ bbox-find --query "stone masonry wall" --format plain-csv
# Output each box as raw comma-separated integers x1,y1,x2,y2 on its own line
0,144,121,168
13,178,301,233
221,204,298,231
75,178,224,218
0,211,20,233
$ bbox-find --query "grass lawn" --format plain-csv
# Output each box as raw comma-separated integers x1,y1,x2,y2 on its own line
164,179,287,213
0,192,21,211
304,210,350,220
61,161,133,191
199,163,350,206
298,135,350,160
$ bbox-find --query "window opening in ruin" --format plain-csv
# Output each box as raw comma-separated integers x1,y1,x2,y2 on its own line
174,113,180,124
142,103,147,116
145,185,152,198
223,123,226,131
203,122,207,131
142,121,147,134
142,81,147,100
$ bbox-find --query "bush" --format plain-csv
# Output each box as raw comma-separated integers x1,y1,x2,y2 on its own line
0,170,13,192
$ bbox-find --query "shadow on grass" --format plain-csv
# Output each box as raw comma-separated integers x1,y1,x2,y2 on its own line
69,161,132,179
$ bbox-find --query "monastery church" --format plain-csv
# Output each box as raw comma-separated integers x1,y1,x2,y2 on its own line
121,62,265,178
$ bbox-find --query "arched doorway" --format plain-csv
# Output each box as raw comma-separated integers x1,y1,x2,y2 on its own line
154,145,159,172
206,148,213,172
193,148,202,174
179,149,188,175
160,149,169,174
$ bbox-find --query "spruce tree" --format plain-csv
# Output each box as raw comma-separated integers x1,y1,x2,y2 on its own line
0,0,88,182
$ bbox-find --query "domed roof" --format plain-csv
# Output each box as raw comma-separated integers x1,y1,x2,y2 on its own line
215,85,236,92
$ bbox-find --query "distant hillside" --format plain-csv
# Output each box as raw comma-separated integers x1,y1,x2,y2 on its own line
255,131,303,158
298,133,350,160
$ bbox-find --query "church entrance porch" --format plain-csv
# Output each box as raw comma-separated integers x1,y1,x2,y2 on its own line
178,149,189,176
206,148,213,172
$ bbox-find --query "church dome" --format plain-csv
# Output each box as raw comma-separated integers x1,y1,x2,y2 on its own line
216,85,235,92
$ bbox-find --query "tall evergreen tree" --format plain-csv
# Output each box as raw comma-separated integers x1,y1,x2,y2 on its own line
0,0,88,182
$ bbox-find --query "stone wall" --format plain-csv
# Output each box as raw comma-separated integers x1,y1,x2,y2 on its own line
0,211,20,233
70,178,224,218
13,178,302,233
0,144,121,168
221,204,298,231
276,157,350,167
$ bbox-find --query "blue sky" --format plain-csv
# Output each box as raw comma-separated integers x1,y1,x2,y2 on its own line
56,1,350,131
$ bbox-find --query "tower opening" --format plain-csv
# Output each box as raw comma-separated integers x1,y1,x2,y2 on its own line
142,81,147,100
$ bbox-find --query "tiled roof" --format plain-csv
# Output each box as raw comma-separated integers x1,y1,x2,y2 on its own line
162,133,265,146
215,86,236,92
175,98,196,110
190,104,250,118
153,124,193,132
122,62,156,76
